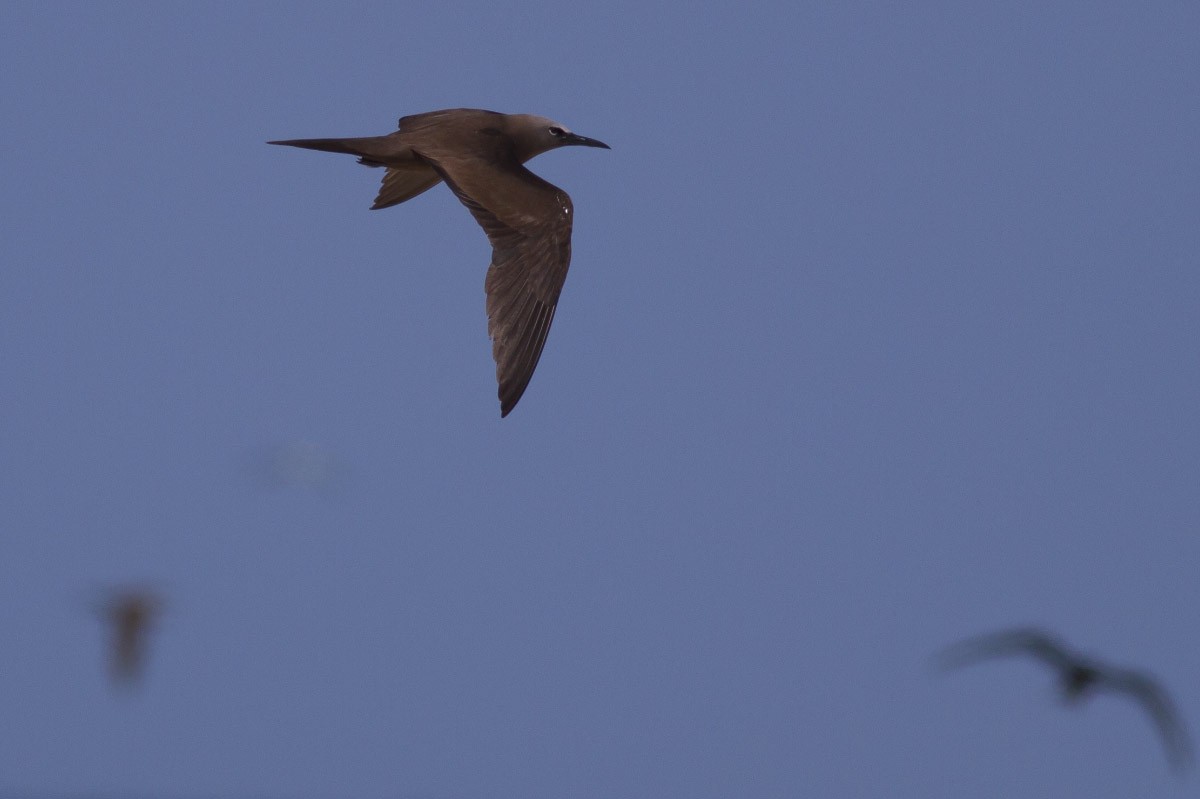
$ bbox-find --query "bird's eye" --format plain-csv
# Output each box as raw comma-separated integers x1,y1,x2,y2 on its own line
548,126,565,137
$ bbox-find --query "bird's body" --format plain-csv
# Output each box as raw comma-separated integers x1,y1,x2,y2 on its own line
269,109,609,417
939,627,1192,770
94,588,163,688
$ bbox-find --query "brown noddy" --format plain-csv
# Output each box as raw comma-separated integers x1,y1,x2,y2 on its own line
938,627,1193,771
269,108,609,417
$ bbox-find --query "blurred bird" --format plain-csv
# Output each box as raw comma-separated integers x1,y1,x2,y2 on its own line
94,587,164,688
939,627,1193,770
269,108,610,417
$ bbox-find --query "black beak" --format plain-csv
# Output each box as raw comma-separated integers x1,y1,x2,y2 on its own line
565,132,610,149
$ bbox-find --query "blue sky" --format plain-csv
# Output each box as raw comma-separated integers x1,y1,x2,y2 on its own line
1,2,1198,797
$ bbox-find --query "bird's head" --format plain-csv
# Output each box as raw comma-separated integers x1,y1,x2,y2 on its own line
507,115,611,160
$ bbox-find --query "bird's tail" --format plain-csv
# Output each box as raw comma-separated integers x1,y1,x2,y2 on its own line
267,136,390,167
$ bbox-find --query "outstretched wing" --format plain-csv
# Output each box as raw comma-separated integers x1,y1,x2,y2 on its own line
1100,669,1193,770
939,627,1077,672
415,149,573,417
397,108,500,132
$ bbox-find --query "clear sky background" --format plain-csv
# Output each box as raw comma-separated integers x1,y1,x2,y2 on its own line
2,2,1198,797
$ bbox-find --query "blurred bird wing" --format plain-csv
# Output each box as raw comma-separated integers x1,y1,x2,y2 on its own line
940,628,1076,671
1101,669,1193,769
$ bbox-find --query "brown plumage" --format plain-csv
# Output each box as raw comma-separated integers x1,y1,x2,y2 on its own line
95,588,164,687
269,108,609,417
939,627,1193,771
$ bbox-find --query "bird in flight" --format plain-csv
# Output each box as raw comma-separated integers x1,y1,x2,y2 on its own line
269,108,610,417
93,587,164,688
938,627,1192,770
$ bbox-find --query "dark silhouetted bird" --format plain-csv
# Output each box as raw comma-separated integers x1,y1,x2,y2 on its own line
939,627,1192,770
269,108,610,417
94,588,164,688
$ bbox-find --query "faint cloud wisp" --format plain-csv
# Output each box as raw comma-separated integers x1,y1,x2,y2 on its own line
246,439,349,496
